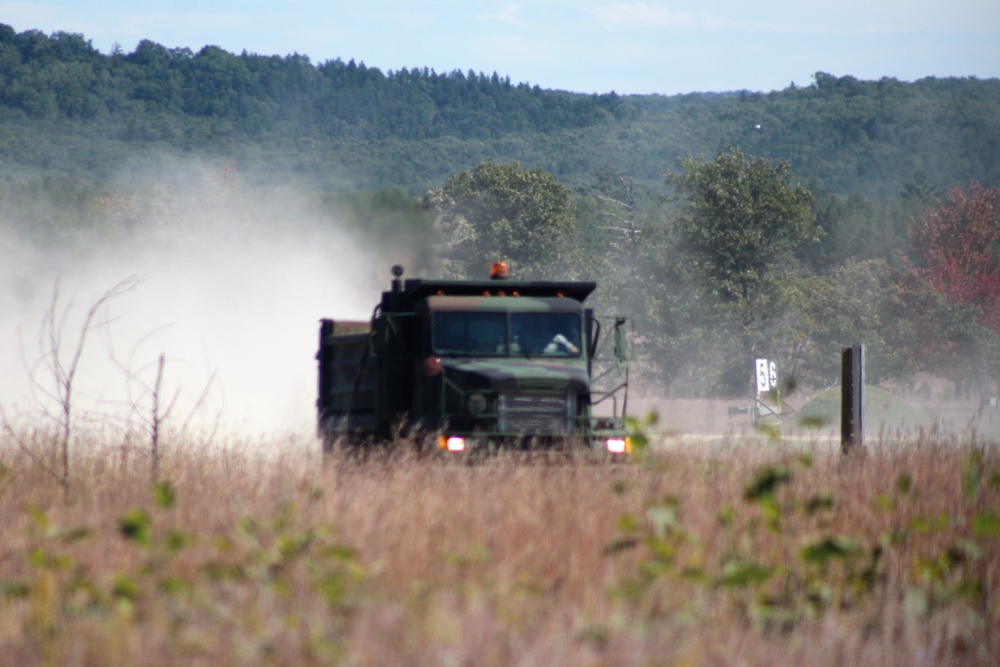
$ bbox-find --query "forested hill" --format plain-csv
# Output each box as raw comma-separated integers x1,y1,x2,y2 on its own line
1,25,999,197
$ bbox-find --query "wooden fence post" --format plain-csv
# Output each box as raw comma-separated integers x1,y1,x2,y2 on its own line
841,345,865,454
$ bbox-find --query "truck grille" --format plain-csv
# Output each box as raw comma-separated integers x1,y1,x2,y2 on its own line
498,392,575,435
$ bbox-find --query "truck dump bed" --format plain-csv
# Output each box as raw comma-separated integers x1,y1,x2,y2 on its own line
317,319,377,441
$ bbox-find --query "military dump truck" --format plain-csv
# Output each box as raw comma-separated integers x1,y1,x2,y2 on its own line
317,263,632,455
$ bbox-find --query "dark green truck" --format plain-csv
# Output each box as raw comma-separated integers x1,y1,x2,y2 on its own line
317,265,632,455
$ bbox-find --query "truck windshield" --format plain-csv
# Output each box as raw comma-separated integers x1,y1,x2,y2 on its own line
432,311,582,357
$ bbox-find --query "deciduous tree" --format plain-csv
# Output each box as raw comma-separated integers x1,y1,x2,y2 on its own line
668,147,819,306
905,180,1000,395
424,162,577,279
666,147,820,392
906,180,1000,333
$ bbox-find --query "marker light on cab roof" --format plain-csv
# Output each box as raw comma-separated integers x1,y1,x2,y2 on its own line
490,261,509,280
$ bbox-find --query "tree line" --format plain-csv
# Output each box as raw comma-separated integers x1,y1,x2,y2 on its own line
0,25,998,199
0,26,622,139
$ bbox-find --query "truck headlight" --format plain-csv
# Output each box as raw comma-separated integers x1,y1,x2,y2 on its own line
605,437,629,454
439,435,467,452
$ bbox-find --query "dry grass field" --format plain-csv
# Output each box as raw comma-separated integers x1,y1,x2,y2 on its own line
1,423,998,666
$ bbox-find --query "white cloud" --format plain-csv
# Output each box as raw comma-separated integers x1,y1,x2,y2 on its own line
478,3,527,26
588,3,839,34
479,33,549,64
589,2,696,28
0,1,62,25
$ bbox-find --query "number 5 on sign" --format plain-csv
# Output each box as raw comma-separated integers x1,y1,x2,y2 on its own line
757,359,771,391
755,358,778,392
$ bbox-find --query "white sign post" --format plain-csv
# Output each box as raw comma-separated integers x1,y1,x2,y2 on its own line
753,358,780,426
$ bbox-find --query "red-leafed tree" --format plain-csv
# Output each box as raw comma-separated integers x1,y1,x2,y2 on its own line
905,181,1000,396
907,180,1000,334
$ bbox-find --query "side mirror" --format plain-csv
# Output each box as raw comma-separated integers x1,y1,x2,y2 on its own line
613,318,633,362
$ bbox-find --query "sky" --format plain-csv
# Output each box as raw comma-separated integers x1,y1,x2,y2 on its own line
2,0,998,95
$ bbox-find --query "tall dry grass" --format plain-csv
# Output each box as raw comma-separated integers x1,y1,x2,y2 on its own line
0,429,997,666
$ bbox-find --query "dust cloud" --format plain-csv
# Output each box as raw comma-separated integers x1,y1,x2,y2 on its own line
0,158,393,444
